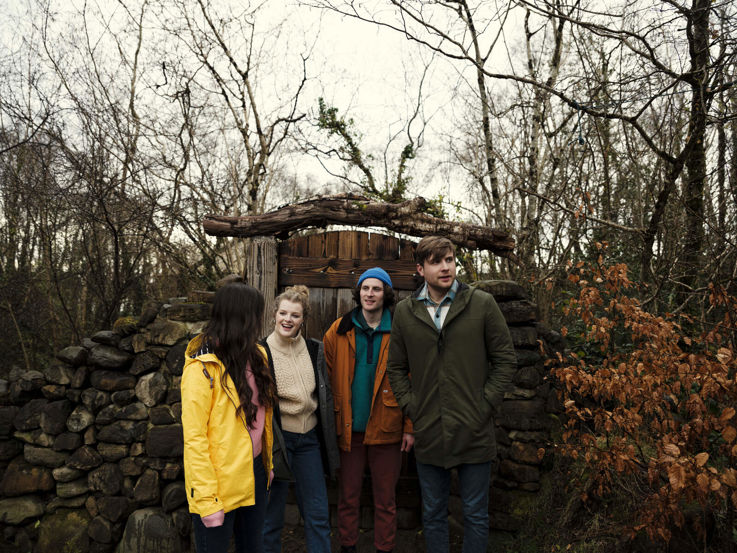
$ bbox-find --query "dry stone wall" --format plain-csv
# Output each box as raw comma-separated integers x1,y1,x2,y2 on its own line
0,282,563,552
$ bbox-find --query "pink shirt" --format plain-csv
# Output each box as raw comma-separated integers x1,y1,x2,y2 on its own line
245,363,266,457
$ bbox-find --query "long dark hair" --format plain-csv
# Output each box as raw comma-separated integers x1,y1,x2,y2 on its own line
204,282,275,426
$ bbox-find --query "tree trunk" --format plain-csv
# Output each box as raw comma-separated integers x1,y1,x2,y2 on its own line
680,0,710,294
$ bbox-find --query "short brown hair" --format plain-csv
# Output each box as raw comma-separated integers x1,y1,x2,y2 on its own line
415,236,456,265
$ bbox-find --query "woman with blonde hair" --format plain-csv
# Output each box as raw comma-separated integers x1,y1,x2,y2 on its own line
262,285,339,553
182,281,275,553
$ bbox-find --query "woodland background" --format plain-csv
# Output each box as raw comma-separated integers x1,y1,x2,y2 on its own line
1,1,736,550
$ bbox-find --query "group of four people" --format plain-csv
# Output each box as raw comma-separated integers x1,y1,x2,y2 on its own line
181,235,516,553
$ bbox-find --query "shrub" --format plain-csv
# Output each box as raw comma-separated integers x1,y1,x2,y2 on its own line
553,256,737,546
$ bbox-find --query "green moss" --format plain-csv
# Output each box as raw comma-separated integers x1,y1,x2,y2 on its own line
113,315,138,335
36,509,90,553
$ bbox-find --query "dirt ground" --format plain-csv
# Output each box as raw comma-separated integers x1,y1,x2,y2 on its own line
279,524,466,553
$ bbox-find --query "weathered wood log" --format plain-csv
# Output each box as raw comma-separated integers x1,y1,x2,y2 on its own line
203,194,515,257
245,236,278,334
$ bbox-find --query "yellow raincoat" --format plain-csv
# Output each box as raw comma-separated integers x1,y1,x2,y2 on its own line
182,334,274,517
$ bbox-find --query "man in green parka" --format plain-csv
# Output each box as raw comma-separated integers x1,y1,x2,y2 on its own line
387,235,516,553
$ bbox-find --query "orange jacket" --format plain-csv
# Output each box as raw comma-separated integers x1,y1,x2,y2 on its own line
323,311,412,451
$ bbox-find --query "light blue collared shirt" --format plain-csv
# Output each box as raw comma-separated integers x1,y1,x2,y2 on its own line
417,280,459,330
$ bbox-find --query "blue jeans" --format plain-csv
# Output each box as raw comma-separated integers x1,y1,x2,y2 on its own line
263,428,331,553
415,460,492,553
192,455,267,553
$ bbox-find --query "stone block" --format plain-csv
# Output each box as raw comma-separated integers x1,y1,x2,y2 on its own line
514,365,542,389
118,335,135,353
88,515,113,543
92,330,120,347
111,389,137,407
130,351,160,376
67,405,95,432
149,406,176,425
118,402,148,421
52,466,83,483
473,280,529,301
117,508,181,553
88,345,133,370
160,462,182,481
97,496,134,523
508,326,538,348
88,463,123,495
82,388,111,412
56,477,89,498
35,509,90,553
40,399,74,435
498,460,540,483
44,494,87,512
162,482,186,512
504,386,537,400
0,457,54,496
53,432,83,451
133,469,160,504
138,301,163,327
57,346,88,366
499,399,547,431
44,364,74,386
171,508,191,537
131,334,147,354
145,319,188,347
98,442,129,462
13,429,53,447
509,441,544,465
165,341,187,374
0,496,44,524
90,370,136,392
23,444,68,468
67,445,103,470
0,439,22,460
0,406,19,436
41,385,67,400
507,430,548,443
71,366,88,388
145,424,183,457
166,303,211,322
13,398,48,431
136,372,168,407
97,420,146,444
499,300,537,324
120,457,144,477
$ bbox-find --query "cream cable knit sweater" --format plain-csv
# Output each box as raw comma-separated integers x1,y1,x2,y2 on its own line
266,331,318,434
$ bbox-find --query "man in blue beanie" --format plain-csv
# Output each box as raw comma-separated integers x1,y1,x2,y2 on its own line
323,267,414,553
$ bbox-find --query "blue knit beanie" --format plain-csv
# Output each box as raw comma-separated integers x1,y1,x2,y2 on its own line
357,267,393,288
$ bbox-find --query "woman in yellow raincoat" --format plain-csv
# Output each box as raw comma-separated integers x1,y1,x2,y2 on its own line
182,281,276,553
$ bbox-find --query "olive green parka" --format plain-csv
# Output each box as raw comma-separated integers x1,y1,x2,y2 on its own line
387,282,516,468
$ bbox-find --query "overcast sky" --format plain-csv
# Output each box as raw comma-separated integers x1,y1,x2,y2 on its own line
1,0,520,217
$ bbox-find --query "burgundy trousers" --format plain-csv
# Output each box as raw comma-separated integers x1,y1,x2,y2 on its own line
338,432,402,551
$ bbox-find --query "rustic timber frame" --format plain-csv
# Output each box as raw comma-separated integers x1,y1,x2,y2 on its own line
204,194,515,336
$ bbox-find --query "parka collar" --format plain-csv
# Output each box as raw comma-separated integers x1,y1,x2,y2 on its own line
408,281,473,331
411,280,469,299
